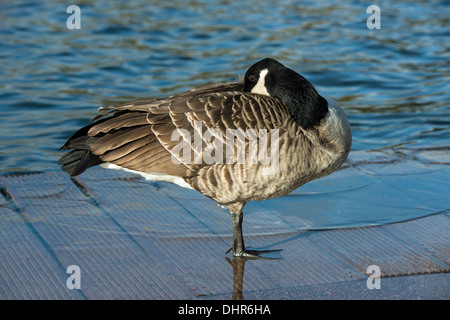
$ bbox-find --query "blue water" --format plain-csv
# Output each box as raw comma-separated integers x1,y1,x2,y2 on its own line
0,0,449,228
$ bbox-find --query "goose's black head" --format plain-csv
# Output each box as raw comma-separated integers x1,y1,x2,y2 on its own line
243,58,328,129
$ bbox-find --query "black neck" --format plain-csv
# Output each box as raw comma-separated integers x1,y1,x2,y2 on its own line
273,72,329,129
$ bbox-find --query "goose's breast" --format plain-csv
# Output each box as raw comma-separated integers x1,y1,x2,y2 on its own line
191,129,325,204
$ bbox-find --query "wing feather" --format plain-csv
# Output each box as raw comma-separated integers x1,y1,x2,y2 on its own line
65,80,293,180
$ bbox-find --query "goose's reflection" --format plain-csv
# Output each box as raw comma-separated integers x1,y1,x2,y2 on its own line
225,247,283,299
225,256,246,300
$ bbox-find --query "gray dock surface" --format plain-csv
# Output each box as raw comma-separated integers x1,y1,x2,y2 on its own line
0,166,448,300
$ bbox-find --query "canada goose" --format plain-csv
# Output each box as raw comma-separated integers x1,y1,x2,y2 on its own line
59,58,352,258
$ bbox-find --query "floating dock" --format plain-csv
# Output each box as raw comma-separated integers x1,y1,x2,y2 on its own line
0,166,448,299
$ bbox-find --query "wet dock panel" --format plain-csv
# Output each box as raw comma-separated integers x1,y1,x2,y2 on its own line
0,167,448,299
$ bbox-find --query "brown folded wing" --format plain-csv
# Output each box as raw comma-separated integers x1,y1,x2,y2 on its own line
62,81,292,184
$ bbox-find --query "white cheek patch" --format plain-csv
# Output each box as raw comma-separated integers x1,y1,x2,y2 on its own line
250,69,270,96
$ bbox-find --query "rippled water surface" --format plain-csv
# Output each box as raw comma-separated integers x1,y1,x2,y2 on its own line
0,0,449,229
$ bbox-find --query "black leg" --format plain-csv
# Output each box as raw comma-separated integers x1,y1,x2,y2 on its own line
225,211,282,259
231,212,246,255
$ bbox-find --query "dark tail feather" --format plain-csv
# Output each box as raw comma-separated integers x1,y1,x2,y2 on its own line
58,111,124,175
58,149,102,176
59,119,106,175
